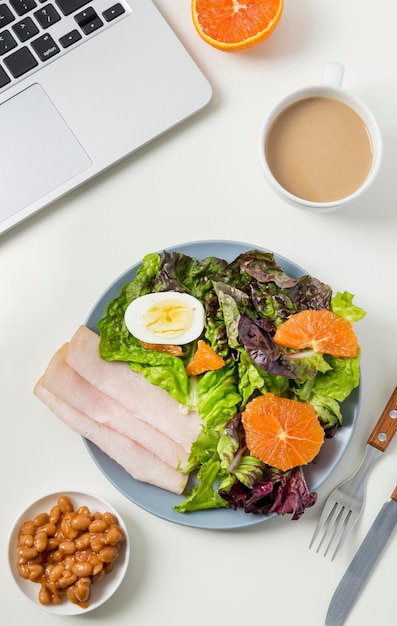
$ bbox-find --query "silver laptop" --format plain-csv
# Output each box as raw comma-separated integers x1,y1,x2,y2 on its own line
0,0,212,235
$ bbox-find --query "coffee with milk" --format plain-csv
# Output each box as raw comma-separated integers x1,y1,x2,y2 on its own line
265,96,373,203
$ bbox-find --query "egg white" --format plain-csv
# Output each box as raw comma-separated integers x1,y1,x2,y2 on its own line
124,291,205,345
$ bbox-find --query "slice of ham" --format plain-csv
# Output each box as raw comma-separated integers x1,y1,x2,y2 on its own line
34,379,188,494
40,343,189,470
66,326,202,452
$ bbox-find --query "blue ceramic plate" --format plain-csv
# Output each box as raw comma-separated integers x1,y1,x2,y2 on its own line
84,240,360,530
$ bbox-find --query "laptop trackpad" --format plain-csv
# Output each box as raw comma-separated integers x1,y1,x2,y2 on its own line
0,83,91,222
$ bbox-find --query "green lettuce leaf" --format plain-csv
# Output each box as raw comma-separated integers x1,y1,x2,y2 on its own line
175,460,230,513
311,354,361,402
217,416,267,489
310,395,343,430
194,361,241,432
331,291,366,322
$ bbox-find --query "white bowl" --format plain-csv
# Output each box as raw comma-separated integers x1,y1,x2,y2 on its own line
8,491,130,615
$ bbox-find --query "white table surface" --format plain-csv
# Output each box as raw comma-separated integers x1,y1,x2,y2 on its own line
2,1,397,624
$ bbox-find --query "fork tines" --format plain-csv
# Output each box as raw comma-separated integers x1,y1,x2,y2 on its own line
309,500,358,560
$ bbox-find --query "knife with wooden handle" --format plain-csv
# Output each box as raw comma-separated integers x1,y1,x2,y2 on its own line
367,386,397,451
325,485,397,625
327,386,397,530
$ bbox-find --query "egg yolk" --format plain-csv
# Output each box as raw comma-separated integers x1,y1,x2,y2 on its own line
143,300,194,338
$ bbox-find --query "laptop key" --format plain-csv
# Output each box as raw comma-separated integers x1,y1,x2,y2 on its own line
0,5,16,28
34,5,61,29
31,33,60,61
59,29,82,49
0,64,11,87
55,0,90,17
75,8,103,35
0,31,17,56
103,3,125,22
3,46,38,77
12,17,39,42
9,0,37,17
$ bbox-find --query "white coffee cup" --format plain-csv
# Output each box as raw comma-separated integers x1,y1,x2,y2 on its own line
259,63,382,211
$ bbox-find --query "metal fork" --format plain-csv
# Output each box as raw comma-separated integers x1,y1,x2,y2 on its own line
309,386,397,560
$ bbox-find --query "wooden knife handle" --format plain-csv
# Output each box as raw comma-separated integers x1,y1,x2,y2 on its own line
391,486,397,502
367,386,397,452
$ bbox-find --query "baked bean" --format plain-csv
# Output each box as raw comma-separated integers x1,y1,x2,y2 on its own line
28,563,44,581
47,537,59,550
33,512,49,528
77,506,90,516
50,549,64,563
15,495,126,608
88,519,108,533
75,532,91,550
103,512,118,525
34,531,48,553
20,521,35,536
38,585,51,605
90,533,106,553
59,541,76,555
18,546,38,560
77,550,93,564
44,563,54,577
48,563,64,583
89,554,103,576
71,514,91,531
32,553,44,563
66,585,78,604
46,581,59,597
37,522,57,537
98,545,119,563
58,495,73,513
17,563,29,579
106,525,124,546
49,505,61,525
57,572,77,588
51,591,63,605
19,533,34,548
74,578,91,603
72,561,93,578
61,513,78,541
63,555,75,571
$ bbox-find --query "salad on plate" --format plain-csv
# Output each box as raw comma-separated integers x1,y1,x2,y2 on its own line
96,246,365,521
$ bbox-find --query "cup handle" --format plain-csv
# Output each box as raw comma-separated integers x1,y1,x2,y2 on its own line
322,62,345,86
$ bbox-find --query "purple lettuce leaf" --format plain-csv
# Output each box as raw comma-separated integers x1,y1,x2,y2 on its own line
219,466,317,520
235,250,298,289
238,315,302,379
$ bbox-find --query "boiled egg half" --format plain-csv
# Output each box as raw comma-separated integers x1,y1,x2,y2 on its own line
124,292,205,345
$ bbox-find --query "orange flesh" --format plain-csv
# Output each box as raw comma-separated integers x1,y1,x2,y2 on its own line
192,0,284,51
186,340,225,376
273,309,359,358
241,393,325,472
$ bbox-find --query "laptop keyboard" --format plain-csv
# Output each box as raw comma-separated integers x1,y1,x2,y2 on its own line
0,0,130,93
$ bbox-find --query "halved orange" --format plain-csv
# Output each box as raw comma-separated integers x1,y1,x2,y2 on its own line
241,393,324,471
192,0,284,52
186,340,225,376
273,309,359,358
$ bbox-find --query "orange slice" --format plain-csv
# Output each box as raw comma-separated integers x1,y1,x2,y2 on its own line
186,340,225,376
273,309,359,358
192,0,284,52
241,393,324,471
